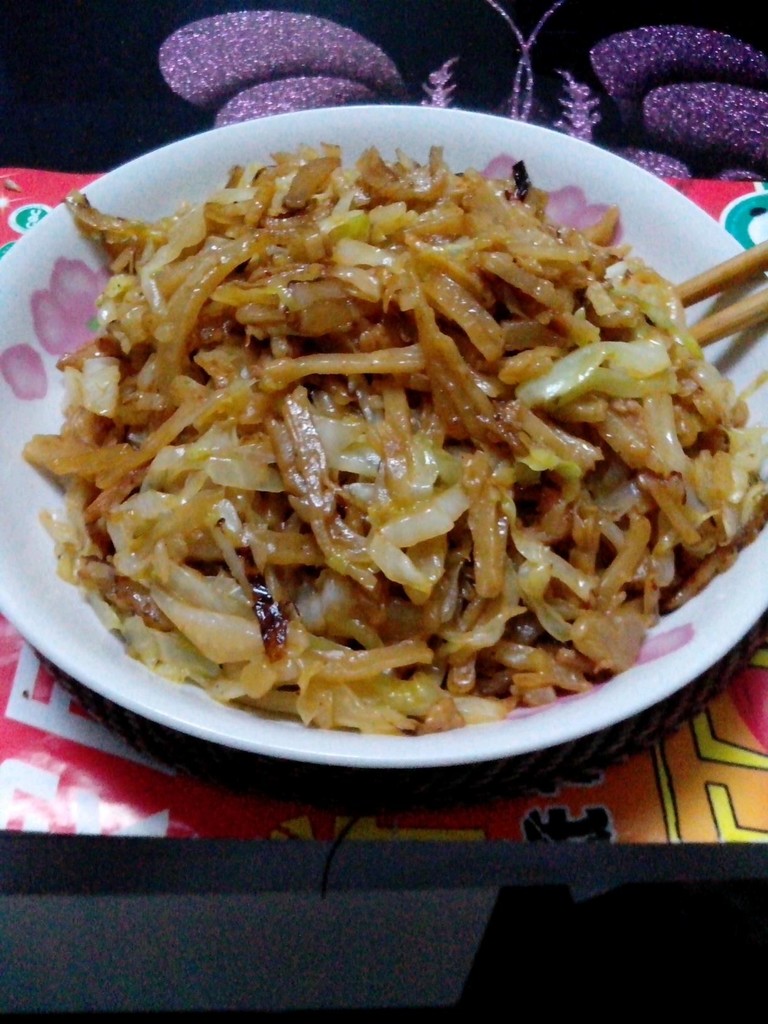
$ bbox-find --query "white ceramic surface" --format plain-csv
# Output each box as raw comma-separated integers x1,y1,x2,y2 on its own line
0,104,765,769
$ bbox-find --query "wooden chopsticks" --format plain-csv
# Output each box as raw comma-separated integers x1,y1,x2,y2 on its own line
678,238,768,346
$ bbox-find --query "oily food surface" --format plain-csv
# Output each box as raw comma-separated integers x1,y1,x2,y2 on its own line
24,145,768,735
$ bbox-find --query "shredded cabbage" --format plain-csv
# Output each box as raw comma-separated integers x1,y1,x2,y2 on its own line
24,143,768,735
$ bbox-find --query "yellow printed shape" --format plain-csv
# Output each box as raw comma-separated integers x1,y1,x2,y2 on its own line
271,816,316,840
707,783,768,843
652,744,682,844
271,815,486,842
655,698,768,842
335,816,485,842
693,712,768,771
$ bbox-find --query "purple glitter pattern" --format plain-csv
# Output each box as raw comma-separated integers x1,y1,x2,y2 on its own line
644,83,768,176
156,9,768,183
482,0,567,120
553,71,600,142
615,148,691,179
590,25,768,179
591,26,768,105
421,57,459,108
159,11,406,112
216,77,378,126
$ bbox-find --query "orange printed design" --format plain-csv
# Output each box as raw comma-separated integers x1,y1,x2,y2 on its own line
652,649,768,843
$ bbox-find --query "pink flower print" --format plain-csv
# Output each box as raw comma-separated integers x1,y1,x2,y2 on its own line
482,155,623,242
636,623,694,665
3,257,107,400
545,185,621,241
31,257,107,357
0,344,47,400
0,614,23,670
482,154,519,179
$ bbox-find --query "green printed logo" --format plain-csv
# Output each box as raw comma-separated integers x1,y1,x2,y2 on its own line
0,241,15,260
8,204,51,233
722,186,768,251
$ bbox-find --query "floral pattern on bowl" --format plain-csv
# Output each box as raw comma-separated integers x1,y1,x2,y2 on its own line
637,624,695,665
504,622,696,722
482,154,622,241
32,258,107,357
0,344,47,401
0,256,107,401
0,614,23,669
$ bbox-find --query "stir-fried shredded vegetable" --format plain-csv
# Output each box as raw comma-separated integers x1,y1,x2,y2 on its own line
24,144,768,735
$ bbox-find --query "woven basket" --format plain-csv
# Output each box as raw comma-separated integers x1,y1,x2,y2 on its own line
44,611,767,814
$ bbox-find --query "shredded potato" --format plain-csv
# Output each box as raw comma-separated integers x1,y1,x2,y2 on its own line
24,144,768,735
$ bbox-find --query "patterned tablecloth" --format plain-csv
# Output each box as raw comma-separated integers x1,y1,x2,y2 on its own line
2,169,768,845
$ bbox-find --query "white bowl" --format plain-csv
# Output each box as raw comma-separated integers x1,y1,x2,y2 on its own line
0,104,765,771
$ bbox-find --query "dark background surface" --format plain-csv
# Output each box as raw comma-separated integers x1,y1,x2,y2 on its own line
1,1,766,171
